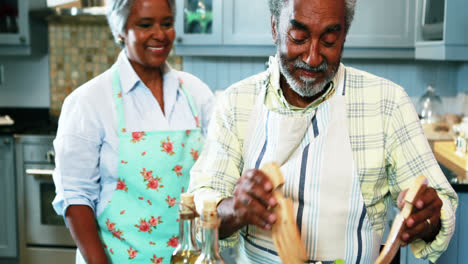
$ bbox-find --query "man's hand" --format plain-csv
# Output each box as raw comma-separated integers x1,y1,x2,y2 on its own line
397,185,443,246
217,169,278,238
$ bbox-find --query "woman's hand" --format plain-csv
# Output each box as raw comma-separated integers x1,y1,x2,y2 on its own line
397,185,443,245
66,205,109,264
217,169,278,238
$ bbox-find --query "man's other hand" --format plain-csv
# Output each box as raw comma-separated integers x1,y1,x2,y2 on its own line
217,169,278,238
397,185,443,245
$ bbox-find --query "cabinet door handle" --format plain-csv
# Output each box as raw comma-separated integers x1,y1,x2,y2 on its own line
46,150,55,163
26,169,54,177
177,37,183,43
3,138,10,145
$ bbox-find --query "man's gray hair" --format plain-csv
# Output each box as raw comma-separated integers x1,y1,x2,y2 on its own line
268,0,357,33
106,0,176,47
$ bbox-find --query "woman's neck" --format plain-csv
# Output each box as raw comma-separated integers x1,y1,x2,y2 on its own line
129,60,165,114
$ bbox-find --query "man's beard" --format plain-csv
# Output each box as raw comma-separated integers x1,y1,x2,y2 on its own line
277,51,340,98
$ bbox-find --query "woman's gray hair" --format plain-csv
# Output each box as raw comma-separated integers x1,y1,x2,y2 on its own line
106,0,176,47
268,0,357,34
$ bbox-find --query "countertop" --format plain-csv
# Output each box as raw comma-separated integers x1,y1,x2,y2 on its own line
433,141,468,183
431,140,468,192
0,108,57,135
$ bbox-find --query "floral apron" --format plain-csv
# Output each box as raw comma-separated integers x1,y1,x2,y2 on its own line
82,67,203,263
237,61,381,263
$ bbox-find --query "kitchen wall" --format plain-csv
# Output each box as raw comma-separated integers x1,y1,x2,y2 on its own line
1,0,466,117
0,19,50,108
182,57,468,116
457,63,468,93
48,22,183,116
48,22,120,116
0,0,183,116
342,59,461,114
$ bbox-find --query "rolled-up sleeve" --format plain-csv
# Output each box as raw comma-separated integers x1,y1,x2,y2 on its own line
52,92,104,217
385,86,458,262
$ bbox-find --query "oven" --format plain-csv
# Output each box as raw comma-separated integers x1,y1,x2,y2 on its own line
15,135,76,264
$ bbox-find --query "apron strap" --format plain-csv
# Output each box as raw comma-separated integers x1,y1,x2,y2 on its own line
178,77,201,128
111,67,202,135
112,66,127,134
342,68,347,96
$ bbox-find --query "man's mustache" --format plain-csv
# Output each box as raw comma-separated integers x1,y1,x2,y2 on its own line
292,58,328,72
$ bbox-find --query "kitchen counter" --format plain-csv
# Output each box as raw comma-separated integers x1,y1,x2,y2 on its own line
0,108,57,135
433,140,468,185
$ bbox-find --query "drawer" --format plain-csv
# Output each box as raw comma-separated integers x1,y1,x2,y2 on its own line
22,144,55,163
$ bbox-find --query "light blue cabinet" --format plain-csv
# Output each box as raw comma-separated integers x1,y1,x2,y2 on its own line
0,0,30,55
437,191,468,263
0,136,17,258
174,0,275,57
175,0,416,58
415,0,468,60
401,247,429,264
347,0,415,48
174,0,222,45
222,0,272,46
344,0,416,58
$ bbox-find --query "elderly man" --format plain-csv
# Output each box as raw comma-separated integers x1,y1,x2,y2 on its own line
189,0,458,263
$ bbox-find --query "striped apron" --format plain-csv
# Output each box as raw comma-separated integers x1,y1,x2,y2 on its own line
237,66,381,264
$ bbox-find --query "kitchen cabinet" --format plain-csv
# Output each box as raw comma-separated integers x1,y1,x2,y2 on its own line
222,0,272,45
400,248,429,264
415,0,468,61
438,190,468,263
343,0,416,59
175,0,416,58
0,0,30,55
174,0,275,57
175,0,222,45
0,136,17,258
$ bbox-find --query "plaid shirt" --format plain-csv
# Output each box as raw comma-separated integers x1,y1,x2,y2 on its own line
189,57,458,262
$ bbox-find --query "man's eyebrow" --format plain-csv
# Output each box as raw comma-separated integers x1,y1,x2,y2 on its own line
324,24,342,34
289,19,309,31
138,17,154,21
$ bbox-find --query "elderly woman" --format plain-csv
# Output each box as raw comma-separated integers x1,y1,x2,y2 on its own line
51,0,214,263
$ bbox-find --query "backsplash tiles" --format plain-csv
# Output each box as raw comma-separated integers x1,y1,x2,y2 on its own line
48,22,182,116
48,23,119,116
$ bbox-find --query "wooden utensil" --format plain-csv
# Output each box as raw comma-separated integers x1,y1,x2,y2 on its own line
260,162,308,264
375,175,427,264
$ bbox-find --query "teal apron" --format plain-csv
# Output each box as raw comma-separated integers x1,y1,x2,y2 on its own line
95,67,203,263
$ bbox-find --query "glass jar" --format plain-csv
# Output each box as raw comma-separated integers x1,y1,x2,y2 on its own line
418,85,443,124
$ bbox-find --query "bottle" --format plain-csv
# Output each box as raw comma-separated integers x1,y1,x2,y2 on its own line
194,199,225,264
171,193,201,264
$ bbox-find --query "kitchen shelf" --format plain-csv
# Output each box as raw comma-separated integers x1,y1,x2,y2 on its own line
30,7,107,24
